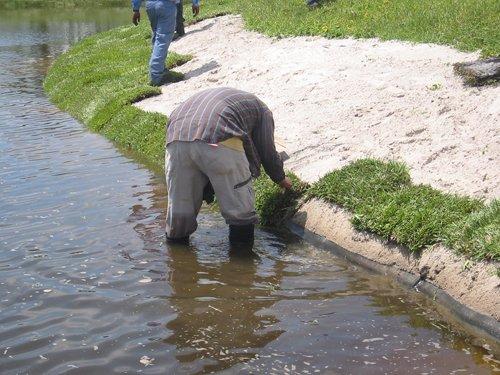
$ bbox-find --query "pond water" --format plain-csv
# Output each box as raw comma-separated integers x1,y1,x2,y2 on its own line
0,7,499,375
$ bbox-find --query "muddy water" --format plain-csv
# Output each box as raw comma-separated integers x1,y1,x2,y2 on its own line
0,7,499,375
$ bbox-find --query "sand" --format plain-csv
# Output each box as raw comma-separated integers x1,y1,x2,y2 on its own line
135,15,500,200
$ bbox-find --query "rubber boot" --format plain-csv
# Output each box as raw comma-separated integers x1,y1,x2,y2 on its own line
165,234,189,245
202,181,215,204
229,224,255,247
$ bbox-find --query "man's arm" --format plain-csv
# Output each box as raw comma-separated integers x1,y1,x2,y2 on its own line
252,107,291,189
192,0,200,16
132,0,141,25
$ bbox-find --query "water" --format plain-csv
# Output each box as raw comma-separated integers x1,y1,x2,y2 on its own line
0,7,499,375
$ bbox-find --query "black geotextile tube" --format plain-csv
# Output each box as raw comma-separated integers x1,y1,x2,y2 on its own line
286,221,500,343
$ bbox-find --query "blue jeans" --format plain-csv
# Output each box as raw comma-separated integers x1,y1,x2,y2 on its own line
146,0,177,85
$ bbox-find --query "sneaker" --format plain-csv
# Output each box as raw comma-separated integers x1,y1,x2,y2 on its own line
172,30,185,41
165,234,189,244
150,70,184,86
176,24,185,37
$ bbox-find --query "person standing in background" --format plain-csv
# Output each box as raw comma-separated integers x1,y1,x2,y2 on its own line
132,0,200,86
175,1,185,38
175,0,201,39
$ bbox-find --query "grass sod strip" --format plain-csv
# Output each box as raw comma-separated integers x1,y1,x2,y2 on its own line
309,159,489,254
44,22,191,170
351,184,483,252
6,0,498,56
44,17,499,264
301,159,498,260
308,159,412,211
444,200,500,261
254,172,309,227
187,0,500,57
0,0,130,9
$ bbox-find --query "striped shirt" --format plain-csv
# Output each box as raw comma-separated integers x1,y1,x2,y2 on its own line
166,87,285,183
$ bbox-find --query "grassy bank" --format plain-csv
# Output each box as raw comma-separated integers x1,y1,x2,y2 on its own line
256,159,498,261
310,160,497,259
12,0,499,55
0,0,129,9
191,0,499,57
44,15,499,263
44,22,191,171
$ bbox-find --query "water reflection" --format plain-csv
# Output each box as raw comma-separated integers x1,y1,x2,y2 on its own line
364,284,498,374
165,245,284,373
125,175,287,373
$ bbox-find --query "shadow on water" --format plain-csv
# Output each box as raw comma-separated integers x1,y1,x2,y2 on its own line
0,6,498,375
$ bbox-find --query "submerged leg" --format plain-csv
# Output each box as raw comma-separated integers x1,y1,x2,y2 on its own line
165,142,208,240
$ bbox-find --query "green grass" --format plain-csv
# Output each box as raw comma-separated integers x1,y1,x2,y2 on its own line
444,200,500,261
44,22,191,171
0,0,129,9
44,8,499,263
265,158,499,260
191,0,499,57
351,184,483,253
309,159,411,211
255,172,309,227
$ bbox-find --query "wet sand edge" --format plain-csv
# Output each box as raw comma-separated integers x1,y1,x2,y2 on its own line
288,198,500,341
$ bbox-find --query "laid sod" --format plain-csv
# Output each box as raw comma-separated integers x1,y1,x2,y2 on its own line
351,181,483,252
44,12,499,263
0,0,129,9
307,159,489,253
444,200,500,261
262,159,499,260
309,159,411,211
44,22,191,172
6,0,499,56
189,0,499,57
255,172,309,227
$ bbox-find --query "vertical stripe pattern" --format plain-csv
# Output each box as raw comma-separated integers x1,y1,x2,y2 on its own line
166,87,285,183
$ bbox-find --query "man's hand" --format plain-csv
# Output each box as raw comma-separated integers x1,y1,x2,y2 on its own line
279,177,293,190
192,4,200,16
132,11,141,26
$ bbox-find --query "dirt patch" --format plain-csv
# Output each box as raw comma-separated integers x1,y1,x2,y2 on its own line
135,15,500,200
294,198,500,321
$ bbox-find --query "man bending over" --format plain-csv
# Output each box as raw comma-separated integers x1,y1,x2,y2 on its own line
165,87,292,245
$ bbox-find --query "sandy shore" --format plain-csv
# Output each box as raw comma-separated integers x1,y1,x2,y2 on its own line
135,15,499,200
